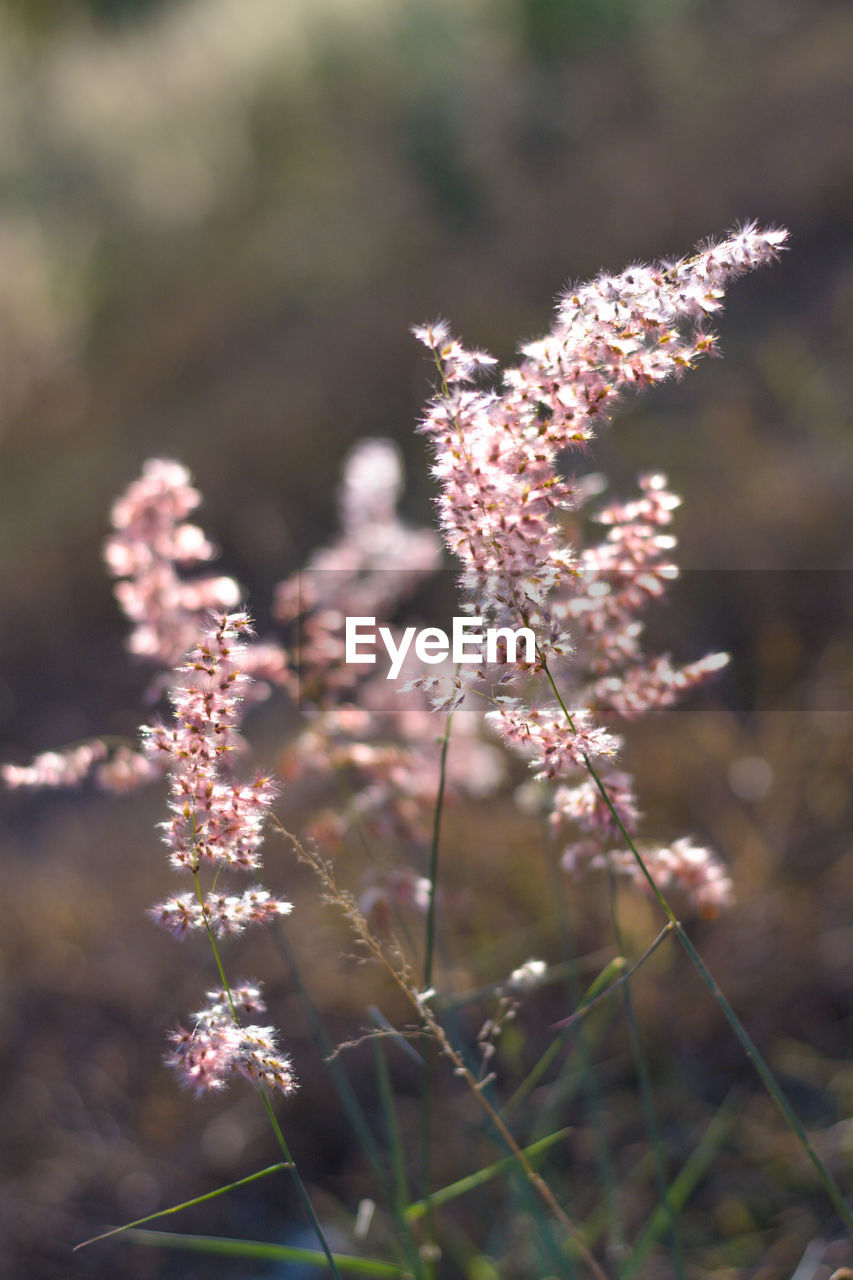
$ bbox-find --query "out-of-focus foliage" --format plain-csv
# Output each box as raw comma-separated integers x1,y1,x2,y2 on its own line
1,1,852,1277
1,0,851,752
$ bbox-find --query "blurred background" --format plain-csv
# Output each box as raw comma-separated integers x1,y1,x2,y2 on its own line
1,0,852,1276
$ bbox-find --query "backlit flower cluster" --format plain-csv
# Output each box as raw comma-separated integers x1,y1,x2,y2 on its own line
166,983,295,1097
416,223,786,643
276,439,504,874
274,438,441,699
417,224,787,915
104,458,242,668
4,458,289,792
145,612,294,1095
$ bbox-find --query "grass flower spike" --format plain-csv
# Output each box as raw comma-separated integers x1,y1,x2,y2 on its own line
145,611,293,1094
417,224,787,915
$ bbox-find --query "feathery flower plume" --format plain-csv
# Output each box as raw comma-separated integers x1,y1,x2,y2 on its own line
166,984,295,1097
416,223,786,647
275,440,504,890
104,458,242,669
146,611,294,1095
4,459,289,794
415,224,786,914
106,457,290,702
1,741,108,790
274,438,441,699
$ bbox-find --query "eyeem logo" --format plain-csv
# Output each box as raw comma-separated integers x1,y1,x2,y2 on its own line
345,616,536,680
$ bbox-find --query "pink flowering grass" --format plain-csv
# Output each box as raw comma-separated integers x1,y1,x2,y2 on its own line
7,221,852,1276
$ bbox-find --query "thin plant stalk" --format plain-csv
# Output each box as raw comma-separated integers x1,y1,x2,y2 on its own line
419,705,454,1273
193,868,344,1280
280,820,610,1280
541,832,626,1262
404,1126,573,1221
504,956,631,1117
273,927,389,1191
606,872,684,1277
274,930,424,1276
373,1041,428,1280
75,1163,289,1250
552,926,673,1032
541,660,853,1235
424,707,454,993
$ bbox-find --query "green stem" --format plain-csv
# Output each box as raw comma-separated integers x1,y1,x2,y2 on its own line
75,1164,289,1250
405,1126,573,1221
424,708,454,993
193,871,344,1280
273,929,389,1193
541,661,853,1235
540,827,625,1261
125,1228,406,1274
552,926,671,1032
607,874,684,1276
258,1090,345,1280
283,828,607,1278
419,705,454,1275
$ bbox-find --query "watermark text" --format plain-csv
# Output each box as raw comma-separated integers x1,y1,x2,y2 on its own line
345,616,536,679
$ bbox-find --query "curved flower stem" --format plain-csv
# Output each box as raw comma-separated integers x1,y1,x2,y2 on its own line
420,705,453,1275
281,821,610,1280
192,869,343,1280
606,873,684,1277
75,1163,290,1250
424,707,454,993
540,660,853,1235
541,833,625,1262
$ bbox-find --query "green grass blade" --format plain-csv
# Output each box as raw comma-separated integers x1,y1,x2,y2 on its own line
405,1126,572,1222
125,1228,407,1274
618,1093,741,1280
606,875,684,1278
504,947,625,1120
275,928,391,1193
374,1038,413,1211
371,1036,426,1279
542,658,853,1235
74,1163,289,1250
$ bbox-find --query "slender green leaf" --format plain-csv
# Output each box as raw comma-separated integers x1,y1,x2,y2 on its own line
618,1094,741,1280
405,1126,572,1221
75,1163,288,1250
125,1228,407,1275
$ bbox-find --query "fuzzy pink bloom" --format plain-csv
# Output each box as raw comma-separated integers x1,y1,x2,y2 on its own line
417,225,785,912
275,438,441,643
551,771,641,840
165,1018,239,1094
273,440,441,738
4,462,289,797
1,740,108,789
94,746,160,792
643,837,734,920
275,438,500,866
151,887,293,938
105,459,243,668
416,225,786,656
166,983,296,1098
105,458,292,708
487,700,619,780
554,472,729,717
143,613,282,874
148,613,294,1096
561,837,733,921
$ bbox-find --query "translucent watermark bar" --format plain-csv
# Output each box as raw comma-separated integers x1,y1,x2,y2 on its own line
280,568,853,712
